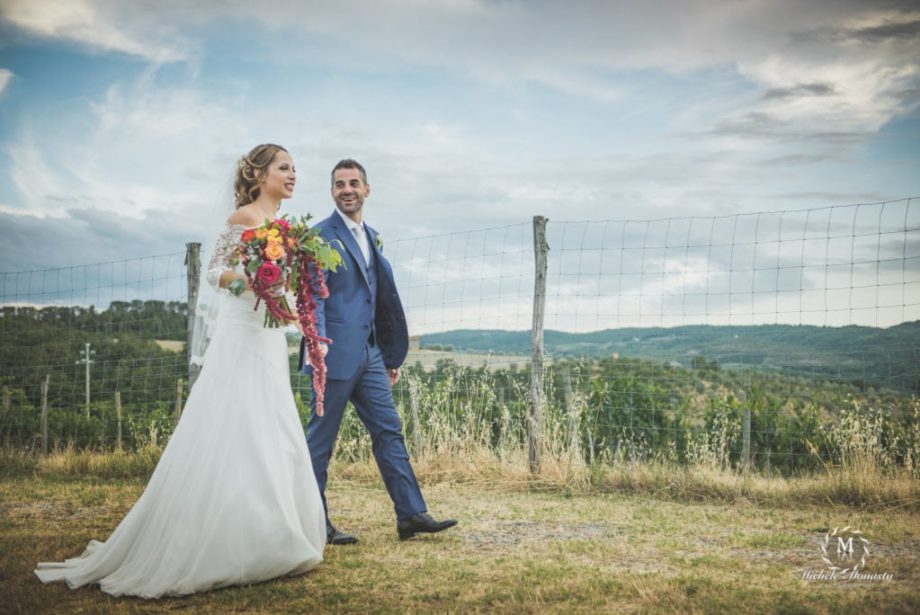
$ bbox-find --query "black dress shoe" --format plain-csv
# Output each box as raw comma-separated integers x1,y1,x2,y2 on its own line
397,512,458,541
326,522,358,545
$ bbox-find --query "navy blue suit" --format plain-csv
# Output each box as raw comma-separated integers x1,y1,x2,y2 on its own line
300,210,425,521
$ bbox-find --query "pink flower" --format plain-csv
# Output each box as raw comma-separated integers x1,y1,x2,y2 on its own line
257,261,281,285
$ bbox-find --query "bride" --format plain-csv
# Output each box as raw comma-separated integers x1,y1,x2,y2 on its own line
35,144,327,598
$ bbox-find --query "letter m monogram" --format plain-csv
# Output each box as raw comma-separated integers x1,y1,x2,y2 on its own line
836,536,853,556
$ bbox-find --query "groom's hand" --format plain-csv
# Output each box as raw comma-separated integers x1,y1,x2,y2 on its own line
387,368,401,386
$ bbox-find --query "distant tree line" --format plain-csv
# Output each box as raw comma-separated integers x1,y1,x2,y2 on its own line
2,304,918,477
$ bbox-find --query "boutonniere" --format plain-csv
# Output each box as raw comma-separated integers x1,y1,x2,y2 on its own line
376,234,383,251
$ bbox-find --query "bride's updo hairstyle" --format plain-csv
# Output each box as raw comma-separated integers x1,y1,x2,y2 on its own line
234,143,288,209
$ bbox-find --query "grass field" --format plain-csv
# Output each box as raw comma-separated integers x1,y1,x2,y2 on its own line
2,461,919,614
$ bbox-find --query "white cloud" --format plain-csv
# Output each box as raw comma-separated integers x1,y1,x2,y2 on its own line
91,82,228,137
0,68,13,95
519,68,624,104
210,1,919,153
4,1,917,135
0,0,191,62
1,0,917,305
732,11,920,141
4,76,249,226
7,132,68,215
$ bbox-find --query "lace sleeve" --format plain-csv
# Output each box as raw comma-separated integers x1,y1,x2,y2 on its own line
206,224,246,289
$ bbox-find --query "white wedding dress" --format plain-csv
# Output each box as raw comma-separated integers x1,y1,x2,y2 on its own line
35,223,326,598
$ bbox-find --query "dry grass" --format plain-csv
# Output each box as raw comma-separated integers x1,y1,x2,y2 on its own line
152,340,184,352
2,471,919,614
4,444,920,510
3,428,919,612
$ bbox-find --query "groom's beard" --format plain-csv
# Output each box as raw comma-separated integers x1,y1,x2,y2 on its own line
334,195,364,217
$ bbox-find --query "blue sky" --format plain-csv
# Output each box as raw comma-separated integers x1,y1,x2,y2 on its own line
0,1,918,330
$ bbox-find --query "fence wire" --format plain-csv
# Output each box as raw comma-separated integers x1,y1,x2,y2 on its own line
2,199,918,473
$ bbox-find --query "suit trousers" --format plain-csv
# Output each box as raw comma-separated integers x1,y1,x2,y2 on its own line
307,343,427,521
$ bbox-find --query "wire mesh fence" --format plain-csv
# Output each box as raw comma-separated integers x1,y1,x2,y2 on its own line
0,253,189,449
2,199,918,474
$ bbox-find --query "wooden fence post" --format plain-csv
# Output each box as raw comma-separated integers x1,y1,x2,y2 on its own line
2,387,9,448
186,242,202,389
175,378,184,425
742,407,751,473
529,215,549,474
40,374,50,455
115,391,123,451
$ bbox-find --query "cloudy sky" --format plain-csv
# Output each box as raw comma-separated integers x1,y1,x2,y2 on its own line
0,0,918,331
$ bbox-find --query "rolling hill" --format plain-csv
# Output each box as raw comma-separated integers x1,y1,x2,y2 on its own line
420,321,920,392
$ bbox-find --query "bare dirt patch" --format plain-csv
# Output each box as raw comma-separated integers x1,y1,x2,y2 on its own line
457,519,622,551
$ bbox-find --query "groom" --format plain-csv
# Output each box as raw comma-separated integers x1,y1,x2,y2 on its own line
300,159,457,544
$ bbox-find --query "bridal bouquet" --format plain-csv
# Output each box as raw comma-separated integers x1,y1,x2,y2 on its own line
231,215,343,413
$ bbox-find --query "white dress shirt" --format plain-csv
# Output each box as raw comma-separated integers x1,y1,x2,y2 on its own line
336,208,370,265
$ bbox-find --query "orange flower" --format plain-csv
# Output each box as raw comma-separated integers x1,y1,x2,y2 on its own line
255,228,269,240
240,229,256,243
264,242,286,260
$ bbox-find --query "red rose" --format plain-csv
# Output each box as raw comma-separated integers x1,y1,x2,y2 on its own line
273,218,290,231
240,229,256,243
257,261,282,285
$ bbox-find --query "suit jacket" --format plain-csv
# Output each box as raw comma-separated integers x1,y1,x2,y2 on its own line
300,210,409,380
